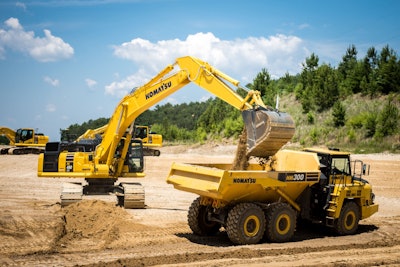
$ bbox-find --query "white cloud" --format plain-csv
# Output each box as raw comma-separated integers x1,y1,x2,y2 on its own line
16,2,27,11
46,104,56,112
0,17,74,62
107,32,305,96
44,76,60,87
85,78,97,89
105,68,152,97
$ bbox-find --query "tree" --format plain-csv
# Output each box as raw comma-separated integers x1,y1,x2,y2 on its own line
299,53,320,113
252,68,276,106
375,95,399,137
338,45,362,95
332,101,346,127
313,64,339,111
377,45,400,94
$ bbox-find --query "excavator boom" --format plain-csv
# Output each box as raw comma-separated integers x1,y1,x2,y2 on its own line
38,55,295,207
95,56,294,167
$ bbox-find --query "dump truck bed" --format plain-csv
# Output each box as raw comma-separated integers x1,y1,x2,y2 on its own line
166,162,321,207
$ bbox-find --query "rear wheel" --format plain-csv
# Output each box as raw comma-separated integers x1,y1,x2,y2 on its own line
265,202,296,243
226,203,266,245
188,197,220,236
335,201,360,235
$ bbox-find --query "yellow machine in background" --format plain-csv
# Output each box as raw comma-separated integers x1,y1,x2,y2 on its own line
0,127,49,154
166,147,378,245
75,124,163,156
134,125,162,156
37,56,294,208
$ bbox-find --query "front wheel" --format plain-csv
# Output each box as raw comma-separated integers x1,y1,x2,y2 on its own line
334,201,360,235
226,203,266,245
188,197,220,236
265,202,296,243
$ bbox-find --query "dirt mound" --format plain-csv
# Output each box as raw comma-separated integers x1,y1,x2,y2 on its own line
57,200,149,251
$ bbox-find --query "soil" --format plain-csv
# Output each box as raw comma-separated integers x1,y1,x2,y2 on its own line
0,144,400,266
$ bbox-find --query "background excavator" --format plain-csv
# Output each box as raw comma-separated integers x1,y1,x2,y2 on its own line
0,127,49,154
74,124,162,156
37,56,295,208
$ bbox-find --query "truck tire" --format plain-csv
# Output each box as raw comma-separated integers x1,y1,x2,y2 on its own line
265,202,296,243
188,197,220,236
334,201,360,235
226,203,266,245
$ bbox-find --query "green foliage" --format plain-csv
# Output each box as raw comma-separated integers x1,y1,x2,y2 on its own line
306,112,314,124
309,127,319,145
332,101,346,127
0,136,9,145
375,95,399,137
61,117,109,141
223,117,243,138
62,44,400,153
347,128,356,143
364,113,377,138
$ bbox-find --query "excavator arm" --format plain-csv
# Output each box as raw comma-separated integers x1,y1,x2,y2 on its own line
0,127,16,145
37,55,295,208
96,56,275,170
39,55,294,178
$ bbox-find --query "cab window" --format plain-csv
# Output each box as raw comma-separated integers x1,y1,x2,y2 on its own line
331,157,350,175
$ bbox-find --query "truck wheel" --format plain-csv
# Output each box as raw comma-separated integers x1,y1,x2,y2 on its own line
226,203,266,245
188,197,220,236
265,202,296,243
335,201,360,235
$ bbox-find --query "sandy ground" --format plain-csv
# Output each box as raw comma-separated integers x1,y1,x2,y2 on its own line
0,144,400,266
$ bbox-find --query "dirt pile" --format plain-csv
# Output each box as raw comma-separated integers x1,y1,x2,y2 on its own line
57,200,148,251
1,150,400,266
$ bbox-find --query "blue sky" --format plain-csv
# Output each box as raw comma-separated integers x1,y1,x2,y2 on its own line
0,0,399,141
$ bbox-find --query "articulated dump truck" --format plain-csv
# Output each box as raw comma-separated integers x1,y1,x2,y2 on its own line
167,140,379,245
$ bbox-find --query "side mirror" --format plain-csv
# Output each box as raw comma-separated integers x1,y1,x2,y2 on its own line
363,164,370,175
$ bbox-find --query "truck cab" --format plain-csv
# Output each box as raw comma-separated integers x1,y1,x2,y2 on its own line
302,147,378,234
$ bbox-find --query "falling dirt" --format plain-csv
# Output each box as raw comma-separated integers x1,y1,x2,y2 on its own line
231,128,249,170
0,146,400,266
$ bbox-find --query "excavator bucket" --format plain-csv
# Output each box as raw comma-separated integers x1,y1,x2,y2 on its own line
242,107,295,158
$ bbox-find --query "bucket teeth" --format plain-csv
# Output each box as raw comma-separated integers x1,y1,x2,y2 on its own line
242,107,295,158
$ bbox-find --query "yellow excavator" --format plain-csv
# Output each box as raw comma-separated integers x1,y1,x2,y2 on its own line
134,125,162,156
37,56,295,208
75,124,163,156
0,127,49,154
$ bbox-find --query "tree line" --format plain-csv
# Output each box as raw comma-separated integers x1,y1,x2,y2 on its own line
60,44,400,151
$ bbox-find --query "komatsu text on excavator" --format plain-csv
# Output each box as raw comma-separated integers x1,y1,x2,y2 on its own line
38,56,295,208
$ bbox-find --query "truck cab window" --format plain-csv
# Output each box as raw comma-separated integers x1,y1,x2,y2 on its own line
331,157,350,175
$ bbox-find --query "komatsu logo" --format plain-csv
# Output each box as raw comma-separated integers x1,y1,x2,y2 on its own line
146,81,172,100
233,178,256,184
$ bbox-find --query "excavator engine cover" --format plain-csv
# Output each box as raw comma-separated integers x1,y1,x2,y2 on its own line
242,107,295,158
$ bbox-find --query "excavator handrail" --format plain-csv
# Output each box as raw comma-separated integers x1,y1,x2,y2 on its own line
94,56,269,173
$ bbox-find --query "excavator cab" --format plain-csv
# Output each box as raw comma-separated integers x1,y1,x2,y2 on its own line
15,128,33,143
242,107,295,158
126,139,144,173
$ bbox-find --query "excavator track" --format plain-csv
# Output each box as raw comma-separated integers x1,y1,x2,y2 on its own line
60,182,83,207
243,107,295,158
118,183,145,209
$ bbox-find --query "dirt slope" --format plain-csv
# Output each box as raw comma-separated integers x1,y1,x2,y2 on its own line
0,144,399,266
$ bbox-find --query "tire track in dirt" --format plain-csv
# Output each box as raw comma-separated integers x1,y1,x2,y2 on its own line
0,151,399,266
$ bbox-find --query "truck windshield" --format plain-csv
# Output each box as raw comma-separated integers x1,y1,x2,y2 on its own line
331,157,350,175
